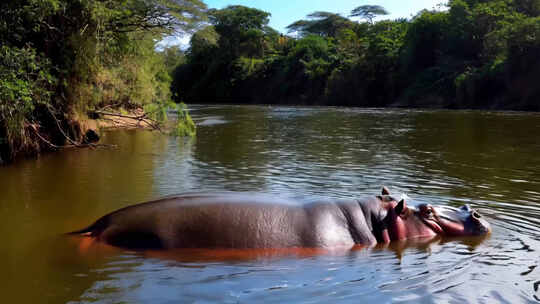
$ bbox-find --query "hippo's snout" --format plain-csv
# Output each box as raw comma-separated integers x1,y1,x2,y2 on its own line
469,209,491,235
429,204,491,237
458,205,491,235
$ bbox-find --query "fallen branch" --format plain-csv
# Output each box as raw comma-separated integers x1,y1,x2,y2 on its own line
30,119,117,151
29,123,60,149
94,110,146,120
47,106,84,147
93,110,162,131
101,117,143,129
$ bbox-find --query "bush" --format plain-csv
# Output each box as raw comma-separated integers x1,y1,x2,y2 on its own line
0,46,56,156
174,103,197,137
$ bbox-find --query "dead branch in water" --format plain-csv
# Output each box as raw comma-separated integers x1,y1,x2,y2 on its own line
29,119,116,151
47,106,81,146
29,123,60,149
100,117,144,129
93,110,162,131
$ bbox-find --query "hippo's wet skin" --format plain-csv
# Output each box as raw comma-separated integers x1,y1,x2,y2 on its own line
70,188,491,250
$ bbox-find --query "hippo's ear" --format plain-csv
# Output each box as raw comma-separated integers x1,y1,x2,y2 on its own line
395,199,407,216
382,186,390,196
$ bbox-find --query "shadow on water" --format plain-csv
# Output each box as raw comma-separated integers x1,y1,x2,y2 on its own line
1,105,540,303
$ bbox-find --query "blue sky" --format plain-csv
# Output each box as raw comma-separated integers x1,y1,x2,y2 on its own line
204,0,447,33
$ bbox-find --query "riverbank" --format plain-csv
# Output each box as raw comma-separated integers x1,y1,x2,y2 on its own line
0,102,198,165
0,0,203,165
0,107,158,165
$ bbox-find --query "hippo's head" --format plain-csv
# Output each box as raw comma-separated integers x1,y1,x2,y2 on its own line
377,189,491,243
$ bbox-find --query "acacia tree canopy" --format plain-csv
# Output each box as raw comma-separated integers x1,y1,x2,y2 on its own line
209,5,271,33
286,11,354,37
350,5,389,23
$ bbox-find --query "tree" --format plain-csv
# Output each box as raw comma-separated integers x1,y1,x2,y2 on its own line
209,5,271,58
286,12,354,37
189,26,220,59
161,46,186,76
350,5,389,24
210,5,271,31
514,0,540,16
93,0,207,35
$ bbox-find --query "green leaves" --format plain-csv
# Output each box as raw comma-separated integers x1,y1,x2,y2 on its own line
173,103,196,137
0,0,208,159
231,57,265,81
209,5,271,58
0,46,55,116
0,45,55,155
172,0,540,110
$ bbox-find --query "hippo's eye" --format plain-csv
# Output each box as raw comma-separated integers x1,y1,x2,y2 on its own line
421,206,436,219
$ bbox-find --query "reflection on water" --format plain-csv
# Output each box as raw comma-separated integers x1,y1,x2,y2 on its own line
1,105,539,303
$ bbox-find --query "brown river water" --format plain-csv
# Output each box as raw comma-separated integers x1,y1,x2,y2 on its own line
1,105,539,303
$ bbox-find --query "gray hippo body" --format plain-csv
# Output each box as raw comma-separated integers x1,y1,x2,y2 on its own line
71,188,491,250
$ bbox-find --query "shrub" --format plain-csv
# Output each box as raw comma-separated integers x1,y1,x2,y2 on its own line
0,46,56,157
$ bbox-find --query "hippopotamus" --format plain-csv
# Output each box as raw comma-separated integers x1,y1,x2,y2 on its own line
69,188,490,250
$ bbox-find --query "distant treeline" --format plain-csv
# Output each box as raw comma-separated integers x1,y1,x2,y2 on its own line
3,1,540,162
173,1,540,111
0,0,204,162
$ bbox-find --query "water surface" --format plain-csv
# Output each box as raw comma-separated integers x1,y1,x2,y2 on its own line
1,105,539,303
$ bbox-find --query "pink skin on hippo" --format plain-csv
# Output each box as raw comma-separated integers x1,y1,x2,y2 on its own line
380,191,491,243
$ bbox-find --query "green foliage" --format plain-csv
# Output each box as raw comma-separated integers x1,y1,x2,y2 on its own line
210,5,271,31
232,57,265,81
0,45,56,155
290,35,333,61
288,35,336,79
173,1,540,111
174,103,196,137
173,5,276,103
161,46,186,76
209,5,271,58
0,0,205,160
514,0,540,16
189,26,220,59
367,20,408,63
143,101,195,137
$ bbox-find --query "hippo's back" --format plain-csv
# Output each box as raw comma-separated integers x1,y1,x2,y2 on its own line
92,192,313,249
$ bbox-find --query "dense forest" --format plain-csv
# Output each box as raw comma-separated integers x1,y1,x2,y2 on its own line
174,0,540,111
0,0,203,163
2,0,540,163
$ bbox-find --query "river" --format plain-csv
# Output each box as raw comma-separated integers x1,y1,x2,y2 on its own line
1,105,539,303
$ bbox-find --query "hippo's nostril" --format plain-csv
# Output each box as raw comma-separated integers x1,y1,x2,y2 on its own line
472,211,482,220
461,204,472,212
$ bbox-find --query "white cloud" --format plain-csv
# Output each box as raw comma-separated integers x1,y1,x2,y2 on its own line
157,35,192,50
